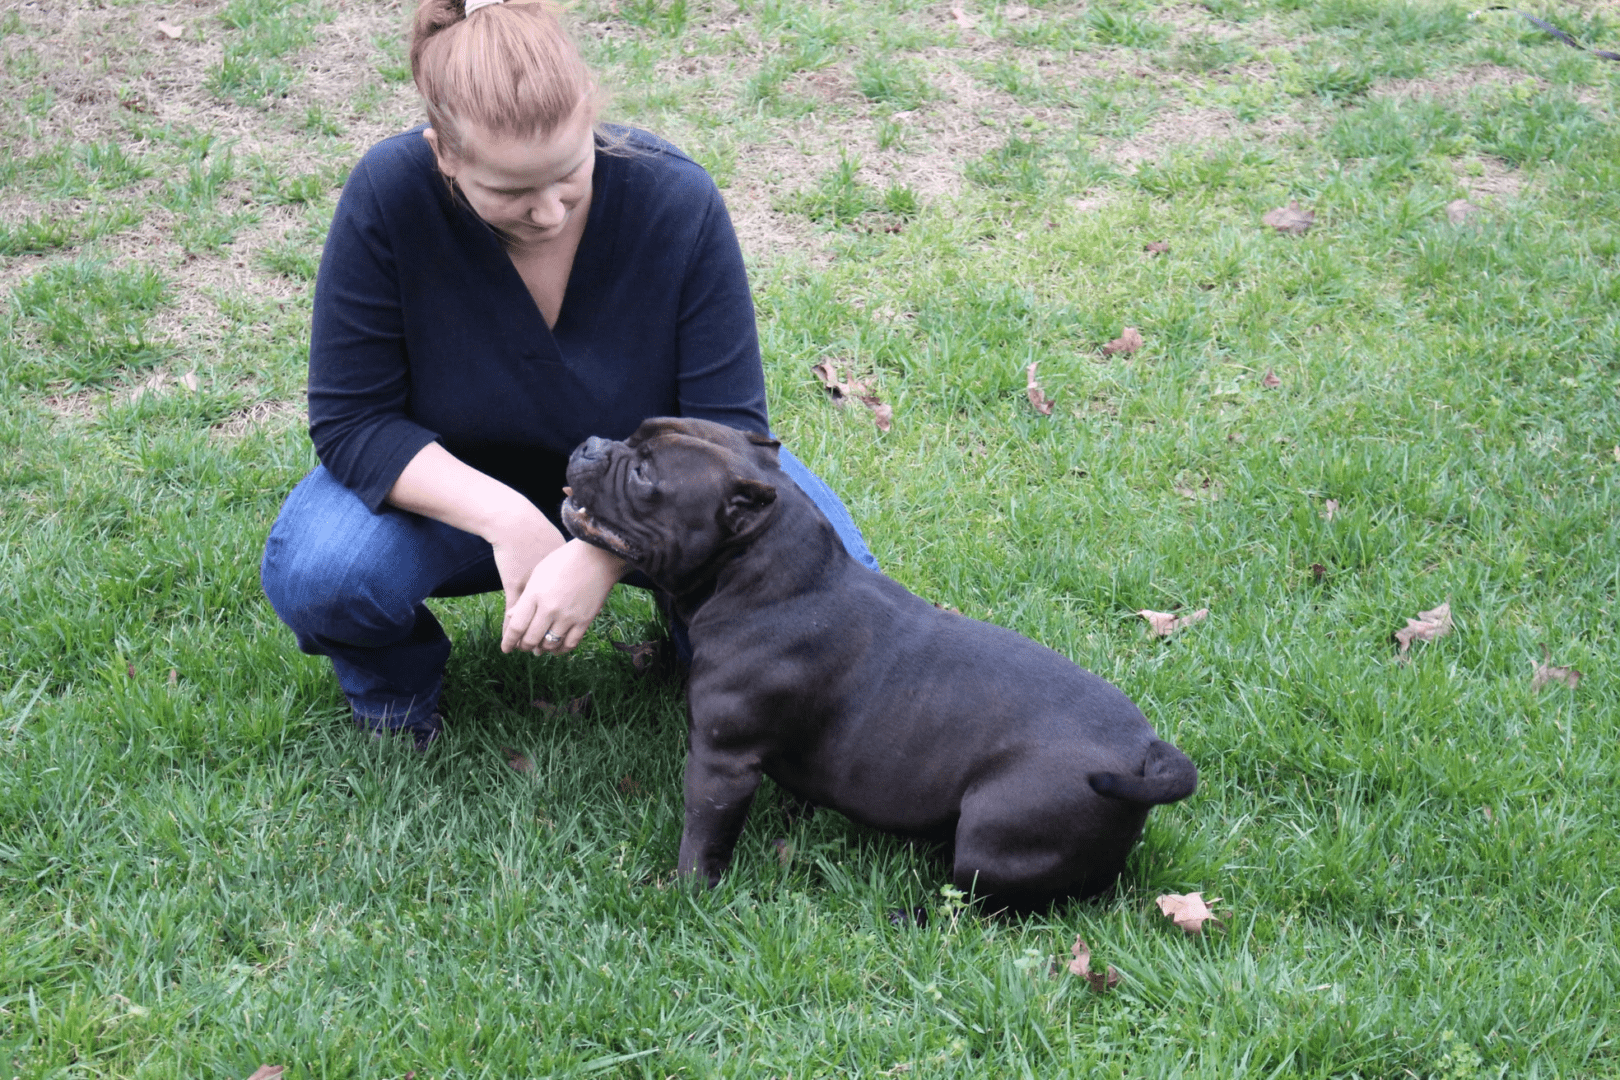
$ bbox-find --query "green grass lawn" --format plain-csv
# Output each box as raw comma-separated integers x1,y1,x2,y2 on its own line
2,0,1618,1075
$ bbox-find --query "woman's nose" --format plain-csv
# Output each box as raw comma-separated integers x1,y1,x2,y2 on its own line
528,194,565,228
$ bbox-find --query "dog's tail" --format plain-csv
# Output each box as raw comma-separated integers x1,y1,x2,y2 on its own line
1087,739,1197,805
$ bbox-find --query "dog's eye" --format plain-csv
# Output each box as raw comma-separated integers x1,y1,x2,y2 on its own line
630,461,656,494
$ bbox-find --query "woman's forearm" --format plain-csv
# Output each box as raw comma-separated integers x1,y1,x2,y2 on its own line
386,440,557,543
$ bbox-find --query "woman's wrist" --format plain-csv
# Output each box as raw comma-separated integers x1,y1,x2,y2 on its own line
568,536,628,581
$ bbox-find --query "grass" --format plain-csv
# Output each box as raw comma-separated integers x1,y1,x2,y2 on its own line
2,0,1619,1076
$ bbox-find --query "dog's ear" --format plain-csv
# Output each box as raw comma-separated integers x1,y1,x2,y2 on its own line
722,476,777,536
744,431,782,467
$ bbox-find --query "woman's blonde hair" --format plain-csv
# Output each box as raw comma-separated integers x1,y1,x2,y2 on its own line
410,0,598,159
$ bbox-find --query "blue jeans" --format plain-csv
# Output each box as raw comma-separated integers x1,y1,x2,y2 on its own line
260,448,878,739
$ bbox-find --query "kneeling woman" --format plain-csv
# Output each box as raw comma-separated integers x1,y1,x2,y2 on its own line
261,0,876,748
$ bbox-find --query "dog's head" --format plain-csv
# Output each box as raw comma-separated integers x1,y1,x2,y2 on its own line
561,417,783,591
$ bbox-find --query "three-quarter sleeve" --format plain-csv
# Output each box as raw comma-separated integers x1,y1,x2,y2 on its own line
307,160,441,512
672,182,771,437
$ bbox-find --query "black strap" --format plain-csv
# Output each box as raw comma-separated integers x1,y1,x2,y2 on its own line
1489,8,1620,61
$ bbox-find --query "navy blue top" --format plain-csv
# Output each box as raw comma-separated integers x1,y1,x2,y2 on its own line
308,125,770,518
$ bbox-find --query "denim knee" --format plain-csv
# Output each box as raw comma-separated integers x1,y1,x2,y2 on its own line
261,528,421,650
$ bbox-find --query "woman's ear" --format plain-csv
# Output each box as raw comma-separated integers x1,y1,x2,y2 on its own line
422,127,457,180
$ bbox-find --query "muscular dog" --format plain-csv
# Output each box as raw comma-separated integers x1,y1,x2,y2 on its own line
562,417,1196,910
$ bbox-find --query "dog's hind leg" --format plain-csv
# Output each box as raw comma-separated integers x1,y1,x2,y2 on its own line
951,782,1147,909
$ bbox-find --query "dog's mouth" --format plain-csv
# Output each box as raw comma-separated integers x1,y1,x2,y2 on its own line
560,490,640,563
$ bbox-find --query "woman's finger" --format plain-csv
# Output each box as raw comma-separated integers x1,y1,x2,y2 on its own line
501,594,537,653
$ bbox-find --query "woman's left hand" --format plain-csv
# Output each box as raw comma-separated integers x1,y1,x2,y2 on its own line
501,539,626,655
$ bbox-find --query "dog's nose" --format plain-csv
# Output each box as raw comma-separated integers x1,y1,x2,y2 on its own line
574,435,613,465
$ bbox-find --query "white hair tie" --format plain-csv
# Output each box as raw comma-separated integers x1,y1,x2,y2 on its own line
465,0,503,14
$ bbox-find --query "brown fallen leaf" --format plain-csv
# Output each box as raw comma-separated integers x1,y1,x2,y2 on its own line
156,20,186,39
180,370,199,392
771,837,794,866
1262,201,1314,235
811,360,893,433
566,692,592,716
501,746,536,774
1261,368,1281,389
128,371,168,403
1445,199,1482,226
1067,936,1120,992
127,662,136,678
1003,4,1029,18
1531,644,1582,692
1101,326,1144,357
865,399,894,433
1481,804,1493,823
1310,562,1327,582
168,668,178,685
612,639,661,674
1025,361,1055,416
1394,602,1452,653
616,774,643,796
1139,608,1209,637
245,1068,285,1080
1144,241,1170,256
1321,498,1339,521
1156,891,1224,934
950,5,978,29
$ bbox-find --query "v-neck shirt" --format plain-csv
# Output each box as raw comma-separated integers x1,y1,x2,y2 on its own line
307,124,770,519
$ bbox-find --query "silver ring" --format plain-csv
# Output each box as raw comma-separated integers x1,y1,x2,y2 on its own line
542,632,563,644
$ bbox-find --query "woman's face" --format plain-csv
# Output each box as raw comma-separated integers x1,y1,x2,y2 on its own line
425,102,595,247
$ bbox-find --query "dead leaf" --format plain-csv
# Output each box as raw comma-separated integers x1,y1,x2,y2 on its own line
1101,326,1144,357
1531,644,1582,692
1445,199,1482,225
950,5,978,29
245,1068,285,1080
1481,804,1493,823
1156,891,1224,934
532,697,554,712
771,837,794,866
1173,476,1221,501
1138,608,1208,636
1394,602,1452,653
1067,936,1121,992
612,639,660,674
1310,562,1327,582
566,692,592,716
128,371,168,403
1262,201,1315,235
156,20,186,39
811,360,893,433
1261,369,1281,389
865,398,894,433
127,663,136,678
168,668,178,685
1025,361,1055,416
502,747,536,774
1143,241,1170,256
616,775,643,797
180,370,199,392
1003,4,1029,18
1321,498,1339,521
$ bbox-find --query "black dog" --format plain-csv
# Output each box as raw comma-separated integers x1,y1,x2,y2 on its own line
562,418,1196,910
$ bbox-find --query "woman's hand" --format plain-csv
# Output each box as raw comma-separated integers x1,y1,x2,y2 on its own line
500,538,626,655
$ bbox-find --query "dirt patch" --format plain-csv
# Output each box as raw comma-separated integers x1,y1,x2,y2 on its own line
212,398,306,437
1110,106,1238,168
1455,156,1524,202
1372,64,1538,101
42,387,103,423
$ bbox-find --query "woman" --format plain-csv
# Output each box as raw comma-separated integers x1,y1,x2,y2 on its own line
260,0,876,748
